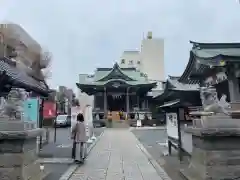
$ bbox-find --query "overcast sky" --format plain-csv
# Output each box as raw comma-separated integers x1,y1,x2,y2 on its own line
1,0,240,91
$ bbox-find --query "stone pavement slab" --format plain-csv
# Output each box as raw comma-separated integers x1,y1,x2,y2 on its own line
69,129,164,180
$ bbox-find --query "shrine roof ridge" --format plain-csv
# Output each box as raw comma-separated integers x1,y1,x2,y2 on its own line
78,62,151,84
190,41,240,49
167,77,199,91
153,75,199,100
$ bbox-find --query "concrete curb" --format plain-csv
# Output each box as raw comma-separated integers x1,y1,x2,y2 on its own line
37,158,74,164
129,126,166,131
132,131,172,180
59,131,105,180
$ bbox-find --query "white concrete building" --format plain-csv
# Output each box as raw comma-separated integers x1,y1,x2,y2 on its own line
119,50,140,70
119,31,164,82
0,23,42,68
119,31,165,91
140,32,165,82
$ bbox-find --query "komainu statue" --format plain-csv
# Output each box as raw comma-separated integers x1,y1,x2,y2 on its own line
201,87,231,115
204,94,231,115
0,88,25,120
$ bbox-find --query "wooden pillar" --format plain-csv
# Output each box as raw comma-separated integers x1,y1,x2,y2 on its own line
126,87,130,117
228,73,240,102
137,95,140,108
104,87,107,118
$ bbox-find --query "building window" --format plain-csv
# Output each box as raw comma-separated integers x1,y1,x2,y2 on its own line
137,60,140,64
121,59,125,64
6,45,17,58
129,60,133,65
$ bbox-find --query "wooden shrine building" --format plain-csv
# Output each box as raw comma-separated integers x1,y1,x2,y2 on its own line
76,63,157,119
179,41,240,106
155,76,201,122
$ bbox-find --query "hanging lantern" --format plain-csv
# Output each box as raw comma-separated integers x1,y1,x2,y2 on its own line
219,60,226,66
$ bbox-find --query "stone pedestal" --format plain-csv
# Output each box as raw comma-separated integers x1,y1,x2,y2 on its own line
193,114,240,128
0,128,45,180
180,127,240,180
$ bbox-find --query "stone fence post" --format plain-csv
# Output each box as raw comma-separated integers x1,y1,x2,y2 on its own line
180,127,240,180
0,126,45,179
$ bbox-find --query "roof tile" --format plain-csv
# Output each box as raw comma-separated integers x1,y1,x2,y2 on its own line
0,57,48,94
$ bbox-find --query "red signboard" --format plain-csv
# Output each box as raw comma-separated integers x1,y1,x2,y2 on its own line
43,101,56,119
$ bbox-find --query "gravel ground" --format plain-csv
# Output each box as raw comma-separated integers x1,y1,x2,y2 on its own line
132,128,189,180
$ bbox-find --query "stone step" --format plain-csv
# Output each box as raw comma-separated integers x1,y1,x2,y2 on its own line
108,120,129,128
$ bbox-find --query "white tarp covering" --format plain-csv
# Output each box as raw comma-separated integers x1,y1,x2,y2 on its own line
70,106,81,132
84,105,93,138
137,120,142,127
166,112,178,139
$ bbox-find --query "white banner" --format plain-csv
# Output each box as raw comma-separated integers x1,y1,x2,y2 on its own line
84,105,93,138
137,120,142,127
85,125,90,137
71,106,81,132
166,113,178,139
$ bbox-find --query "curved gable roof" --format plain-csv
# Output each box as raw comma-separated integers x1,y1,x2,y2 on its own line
97,63,136,81
178,51,196,83
190,41,240,60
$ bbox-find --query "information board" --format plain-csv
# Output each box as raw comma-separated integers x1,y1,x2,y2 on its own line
84,105,93,138
23,98,39,123
166,113,178,139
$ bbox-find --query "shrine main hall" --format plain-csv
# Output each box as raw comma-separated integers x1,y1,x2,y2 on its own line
76,63,157,119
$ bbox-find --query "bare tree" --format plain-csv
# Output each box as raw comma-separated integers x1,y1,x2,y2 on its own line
30,49,52,81
40,49,52,80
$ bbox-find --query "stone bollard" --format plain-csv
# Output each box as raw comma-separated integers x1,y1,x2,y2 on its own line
180,126,240,180
0,121,45,180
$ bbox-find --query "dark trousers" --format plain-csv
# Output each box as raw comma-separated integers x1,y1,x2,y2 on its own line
72,141,76,159
72,142,86,160
75,142,85,161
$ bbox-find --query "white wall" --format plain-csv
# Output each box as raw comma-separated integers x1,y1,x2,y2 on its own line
118,32,165,82
119,51,140,70
140,33,165,82
78,91,94,111
1,23,41,53
0,23,42,68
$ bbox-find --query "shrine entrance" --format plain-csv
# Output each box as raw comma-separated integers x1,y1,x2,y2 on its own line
107,93,126,112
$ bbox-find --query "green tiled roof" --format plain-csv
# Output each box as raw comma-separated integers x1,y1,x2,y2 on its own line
191,41,240,59
179,41,240,83
94,70,109,81
122,69,148,81
79,63,152,86
94,69,148,82
192,48,240,59
79,79,153,86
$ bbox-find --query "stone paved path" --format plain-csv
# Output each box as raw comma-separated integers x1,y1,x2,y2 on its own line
69,129,163,180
